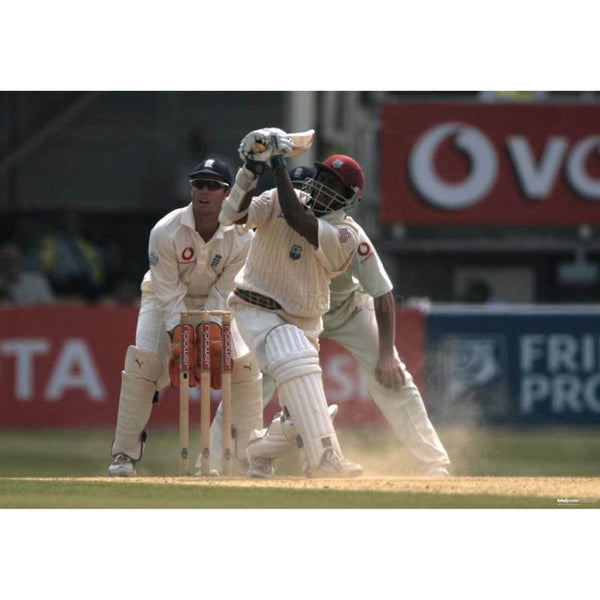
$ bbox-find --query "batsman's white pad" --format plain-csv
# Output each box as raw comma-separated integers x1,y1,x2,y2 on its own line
247,404,339,463
219,167,257,225
110,346,162,461
264,324,341,469
264,324,322,384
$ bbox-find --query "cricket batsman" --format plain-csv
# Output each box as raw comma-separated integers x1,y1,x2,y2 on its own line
218,126,363,477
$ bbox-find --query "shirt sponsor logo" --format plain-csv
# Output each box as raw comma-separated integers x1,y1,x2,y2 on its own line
289,244,303,260
357,242,374,262
149,252,158,267
357,242,370,255
181,247,195,262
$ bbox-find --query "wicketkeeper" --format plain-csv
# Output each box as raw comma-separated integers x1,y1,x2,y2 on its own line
108,158,262,477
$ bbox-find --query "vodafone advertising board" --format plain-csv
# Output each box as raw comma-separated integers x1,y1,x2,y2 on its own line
381,102,600,225
0,305,424,429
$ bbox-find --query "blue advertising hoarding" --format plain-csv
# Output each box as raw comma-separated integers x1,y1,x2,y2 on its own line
425,308,600,426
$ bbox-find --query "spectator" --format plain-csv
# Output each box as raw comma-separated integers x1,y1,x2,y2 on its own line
27,210,106,302
0,243,55,304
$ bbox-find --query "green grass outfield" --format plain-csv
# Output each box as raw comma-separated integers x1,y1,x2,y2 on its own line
1,427,599,508
0,477,573,508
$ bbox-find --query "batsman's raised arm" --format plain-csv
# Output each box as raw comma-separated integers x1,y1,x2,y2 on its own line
271,155,320,247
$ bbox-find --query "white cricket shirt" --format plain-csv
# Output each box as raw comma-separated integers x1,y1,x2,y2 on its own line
328,220,393,309
235,188,359,318
140,202,253,331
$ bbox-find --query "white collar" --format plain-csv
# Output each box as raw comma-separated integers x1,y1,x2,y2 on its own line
181,203,233,238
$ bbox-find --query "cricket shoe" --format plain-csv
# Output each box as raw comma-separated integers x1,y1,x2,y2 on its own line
246,456,275,479
245,428,276,479
304,449,362,479
195,469,221,477
108,453,137,477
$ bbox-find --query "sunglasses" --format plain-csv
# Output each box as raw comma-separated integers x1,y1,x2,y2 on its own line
191,179,228,191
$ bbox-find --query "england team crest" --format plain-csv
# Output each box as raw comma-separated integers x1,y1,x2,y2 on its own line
289,244,303,260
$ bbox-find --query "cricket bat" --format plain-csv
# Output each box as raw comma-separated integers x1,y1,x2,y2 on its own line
251,129,315,157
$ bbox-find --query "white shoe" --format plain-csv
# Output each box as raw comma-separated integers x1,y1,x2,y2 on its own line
422,464,451,477
108,453,137,477
246,456,275,479
245,430,276,479
195,468,221,477
305,449,362,479
245,404,341,479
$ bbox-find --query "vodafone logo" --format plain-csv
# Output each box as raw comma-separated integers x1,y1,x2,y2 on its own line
566,136,600,198
408,122,600,211
357,242,371,256
408,123,498,210
181,247,195,262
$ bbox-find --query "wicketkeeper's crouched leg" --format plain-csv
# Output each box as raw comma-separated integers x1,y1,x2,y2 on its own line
110,346,163,462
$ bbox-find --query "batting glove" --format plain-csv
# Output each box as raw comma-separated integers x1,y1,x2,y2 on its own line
263,127,293,157
238,128,274,163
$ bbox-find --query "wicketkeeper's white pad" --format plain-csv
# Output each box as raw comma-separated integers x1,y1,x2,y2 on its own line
110,346,162,461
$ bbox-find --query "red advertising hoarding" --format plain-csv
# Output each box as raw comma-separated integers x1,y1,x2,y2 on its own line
0,305,424,429
381,102,600,225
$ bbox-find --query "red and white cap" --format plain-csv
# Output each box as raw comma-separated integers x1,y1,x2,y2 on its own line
314,154,364,195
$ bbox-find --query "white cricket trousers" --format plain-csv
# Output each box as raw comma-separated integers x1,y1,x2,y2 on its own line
321,293,450,468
